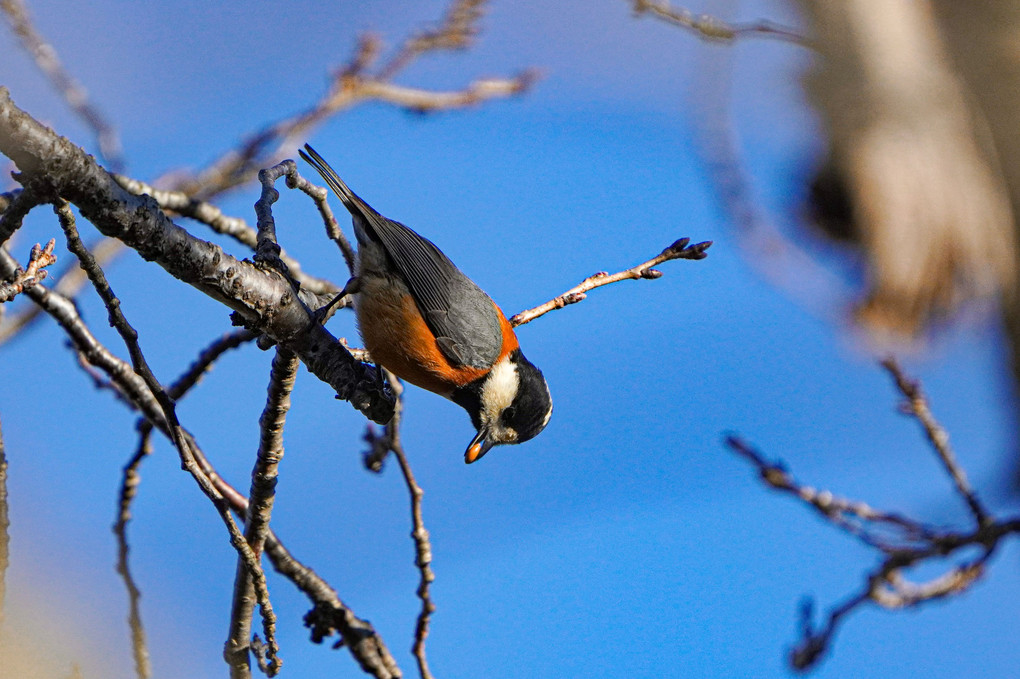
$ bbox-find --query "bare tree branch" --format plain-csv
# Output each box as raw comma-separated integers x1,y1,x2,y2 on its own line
376,0,486,80
0,238,55,302
175,1,533,201
112,175,340,298
0,87,394,424
113,433,153,679
1,216,399,676
0,413,8,637
54,200,282,673
193,442,402,679
727,361,1020,672
226,348,298,678
630,0,807,44
881,358,988,524
366,374,435,679
227,169,301,674
510,237,711,326
0,0,124,170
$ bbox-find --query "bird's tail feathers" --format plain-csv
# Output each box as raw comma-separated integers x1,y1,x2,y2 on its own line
299,144,377,218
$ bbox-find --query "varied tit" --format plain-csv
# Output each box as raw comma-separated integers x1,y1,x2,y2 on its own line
300,145,552,463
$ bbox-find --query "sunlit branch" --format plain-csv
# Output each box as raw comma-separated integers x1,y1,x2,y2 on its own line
510,237,710,326
227,348,298,678
0,238,55,302
370,373,436,679
54,200,281,673
630,0,807,45
727,362,1020,672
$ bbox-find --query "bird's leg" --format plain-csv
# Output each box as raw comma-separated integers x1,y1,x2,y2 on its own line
313,276,361,324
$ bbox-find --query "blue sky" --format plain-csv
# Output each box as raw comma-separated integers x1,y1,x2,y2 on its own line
2,1,1018,678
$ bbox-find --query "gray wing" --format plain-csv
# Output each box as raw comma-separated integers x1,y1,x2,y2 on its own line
301,145,504,369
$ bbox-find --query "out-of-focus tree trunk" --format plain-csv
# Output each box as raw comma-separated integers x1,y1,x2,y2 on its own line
798,0,1018,340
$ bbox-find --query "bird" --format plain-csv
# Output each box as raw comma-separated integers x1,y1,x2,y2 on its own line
300,144,552,463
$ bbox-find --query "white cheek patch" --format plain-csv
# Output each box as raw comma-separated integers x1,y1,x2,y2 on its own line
480,356,519,432
539,383,553,429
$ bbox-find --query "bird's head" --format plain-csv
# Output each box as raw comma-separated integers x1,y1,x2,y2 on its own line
453,349,552,463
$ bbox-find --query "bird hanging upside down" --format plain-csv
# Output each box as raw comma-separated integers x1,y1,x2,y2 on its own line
300,145,552,463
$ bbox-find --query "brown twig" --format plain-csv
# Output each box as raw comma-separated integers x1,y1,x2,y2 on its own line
113,175,340,298
0,235,123,346
1,0,124,170
376,0,486,80
289,169,357,276
630,0,807,45
113,433,153,679
881,358,988,525
226,348,298,678
114,329,254,679
355,75,538,114
54,200,281,673
510,237,711,326
175,1,533,200
726,362,1020,672
0,414,8,637
0,238,56,302
374,373,436,679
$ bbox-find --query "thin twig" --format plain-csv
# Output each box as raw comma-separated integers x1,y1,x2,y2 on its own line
881,358,988,525
630,0,807,45
0,413,8,637
113,175,340,297
725,435,935,550
226,347,298,679
175,0,533,200
510,237,711,326
0,236,123,346
116,329,257,541
383,374,436,679
0,238,56,302
355,75,538,114
727,362,1020,672
289,169,356,275
1,0,124,170
53,201,281,673
376,0,486,81
114,329,254,679
189,442,402,679
113,433,153,679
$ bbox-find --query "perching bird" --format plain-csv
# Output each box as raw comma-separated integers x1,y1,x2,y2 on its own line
300,144,552,463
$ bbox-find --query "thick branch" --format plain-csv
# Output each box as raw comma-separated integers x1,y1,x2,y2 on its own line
0,87,393,424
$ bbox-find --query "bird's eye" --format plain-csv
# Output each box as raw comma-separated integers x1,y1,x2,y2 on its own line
502,406,517,423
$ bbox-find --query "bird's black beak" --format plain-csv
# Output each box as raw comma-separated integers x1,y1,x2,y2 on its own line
465,429,494,464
